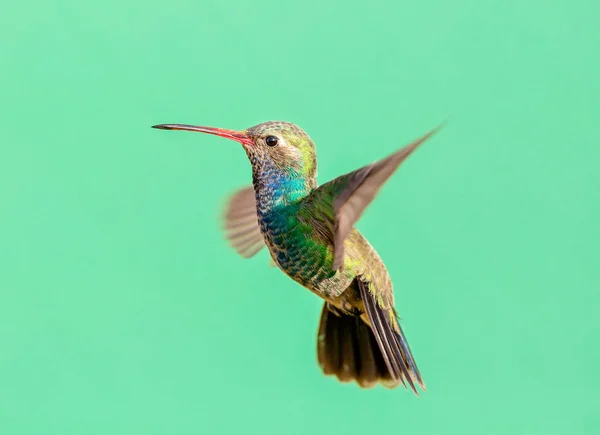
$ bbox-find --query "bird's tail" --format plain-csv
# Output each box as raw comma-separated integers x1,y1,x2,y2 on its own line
317,303,405,389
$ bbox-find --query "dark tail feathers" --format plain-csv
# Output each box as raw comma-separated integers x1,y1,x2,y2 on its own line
317,303,401,389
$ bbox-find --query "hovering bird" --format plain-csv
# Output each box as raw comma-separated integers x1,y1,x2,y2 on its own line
152,120,442,393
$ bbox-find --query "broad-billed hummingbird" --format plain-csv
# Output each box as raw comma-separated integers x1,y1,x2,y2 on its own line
152,120,442,393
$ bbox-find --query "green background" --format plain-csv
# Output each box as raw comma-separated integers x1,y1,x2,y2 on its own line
1,0,599,434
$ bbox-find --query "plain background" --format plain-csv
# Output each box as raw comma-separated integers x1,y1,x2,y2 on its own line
1,0,599,434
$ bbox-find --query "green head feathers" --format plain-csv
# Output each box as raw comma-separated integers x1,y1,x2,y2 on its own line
151,120,318,180
245,121,317,179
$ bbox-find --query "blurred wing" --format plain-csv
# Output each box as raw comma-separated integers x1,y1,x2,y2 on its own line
307,125,442,270
222,186,265,258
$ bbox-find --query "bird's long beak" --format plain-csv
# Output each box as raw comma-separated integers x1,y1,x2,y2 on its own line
152,124,253,146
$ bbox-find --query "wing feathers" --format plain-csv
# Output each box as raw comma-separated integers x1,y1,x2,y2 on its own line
329,125,443,270
358,278,424,394
222,186,265,258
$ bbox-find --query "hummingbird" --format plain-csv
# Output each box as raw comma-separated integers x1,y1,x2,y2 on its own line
152,120,442,394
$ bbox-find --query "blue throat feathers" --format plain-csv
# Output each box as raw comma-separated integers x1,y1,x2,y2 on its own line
252,163,312,214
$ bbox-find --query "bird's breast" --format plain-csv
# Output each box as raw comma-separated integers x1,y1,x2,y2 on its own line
259,207,337,287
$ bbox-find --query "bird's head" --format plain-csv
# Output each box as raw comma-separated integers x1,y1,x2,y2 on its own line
153,121,317,179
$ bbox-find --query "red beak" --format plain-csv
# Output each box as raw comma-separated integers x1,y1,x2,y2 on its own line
152,124,253,146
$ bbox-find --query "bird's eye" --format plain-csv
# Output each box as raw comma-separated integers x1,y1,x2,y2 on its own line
265,135,279,147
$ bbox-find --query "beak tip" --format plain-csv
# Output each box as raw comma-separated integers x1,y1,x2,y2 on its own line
152,124,168,130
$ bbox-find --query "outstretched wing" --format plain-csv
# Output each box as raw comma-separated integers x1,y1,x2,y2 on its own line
304,125,443,270
222,186,265,258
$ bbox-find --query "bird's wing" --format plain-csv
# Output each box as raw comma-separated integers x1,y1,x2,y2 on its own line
357,276,424,394
222,186,265,258
303,125,442,270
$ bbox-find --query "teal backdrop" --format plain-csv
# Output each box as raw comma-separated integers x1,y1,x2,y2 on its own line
1,1,599,434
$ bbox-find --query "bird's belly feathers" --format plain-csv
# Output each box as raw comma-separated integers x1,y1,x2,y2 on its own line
258,209,361,298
